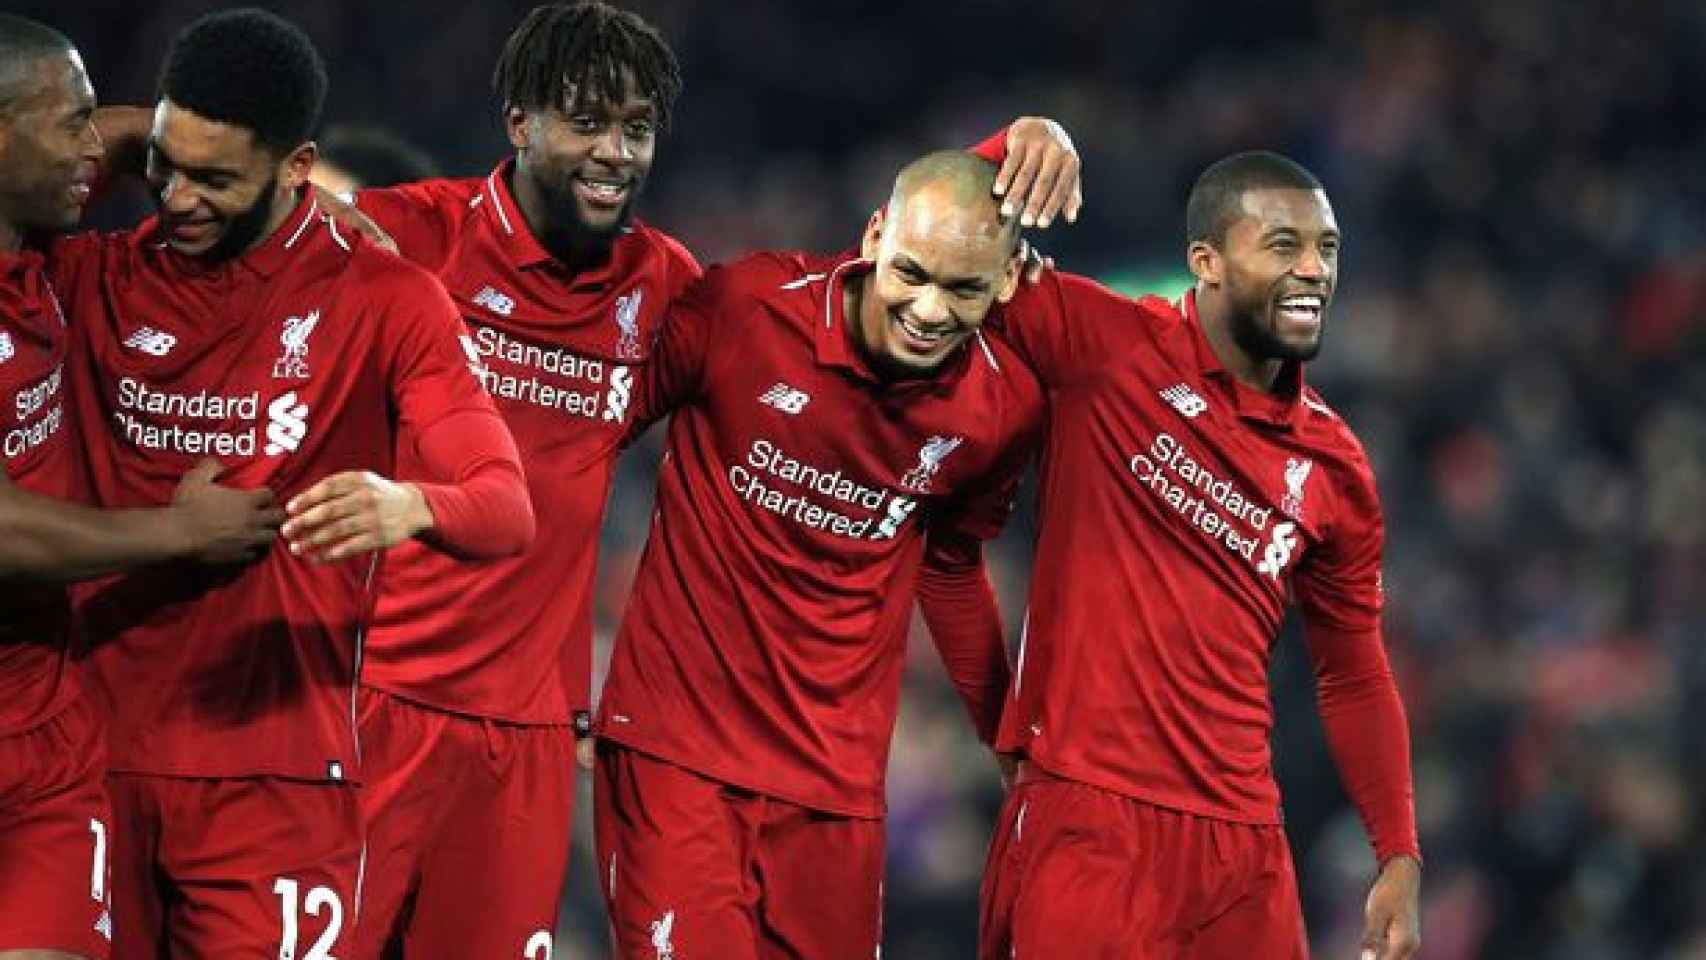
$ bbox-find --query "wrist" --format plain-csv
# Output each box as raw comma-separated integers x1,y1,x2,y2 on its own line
401,482,436,540
1378,853,1423,875
159,503,202,557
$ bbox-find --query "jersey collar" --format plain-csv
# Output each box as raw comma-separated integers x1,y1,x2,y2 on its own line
1180,288,1307,429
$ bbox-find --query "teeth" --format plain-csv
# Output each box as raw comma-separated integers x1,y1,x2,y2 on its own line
1279,296,1322,309
899,317,944,343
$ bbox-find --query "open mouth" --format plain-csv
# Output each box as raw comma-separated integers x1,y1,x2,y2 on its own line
68,181,93,205
895,314,952,352
572,175,630,208
1275,293,1325,328
166,219,217,243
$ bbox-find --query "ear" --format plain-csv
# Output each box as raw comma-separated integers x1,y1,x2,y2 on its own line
1187,239,1222,287
859,207,886,261
506,106,531,151
279,140,318,192
994,250,1022,304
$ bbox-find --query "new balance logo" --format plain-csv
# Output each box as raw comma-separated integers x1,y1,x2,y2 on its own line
0,331,12,364
1159,383,1207,418
758,382,810,414
471,285,515,317
124,327,177,357
264,391,310,456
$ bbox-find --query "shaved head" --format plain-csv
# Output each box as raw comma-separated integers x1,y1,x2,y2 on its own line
0,15,75,112
885,150,1019,254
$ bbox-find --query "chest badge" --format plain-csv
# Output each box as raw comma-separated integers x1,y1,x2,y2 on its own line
901,435,963,493
0,331,13,365
1281,456,1313,520
614,288,643,360
272,309,320,380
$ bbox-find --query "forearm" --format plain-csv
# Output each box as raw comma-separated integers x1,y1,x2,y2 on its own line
1309,623,1422,864
0,485,190,582
917,533,1011,744
410,408,534,559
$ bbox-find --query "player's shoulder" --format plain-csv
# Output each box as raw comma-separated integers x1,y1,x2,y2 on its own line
1295,384,1378,489
330,228,454,305
691,249,838,305
361,174,484,213
624,219,700,274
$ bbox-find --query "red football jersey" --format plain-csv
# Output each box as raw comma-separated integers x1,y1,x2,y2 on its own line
355,162,700,722
52,192,507,780
594,251,1041,817
995,277,1387,825
0,249,79,736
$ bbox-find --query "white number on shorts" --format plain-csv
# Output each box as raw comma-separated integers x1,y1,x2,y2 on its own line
273,876,344,960
524,930,553,959
88,818,108,902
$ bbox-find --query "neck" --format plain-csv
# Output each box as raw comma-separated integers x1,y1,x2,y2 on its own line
0,217,20,255
508,163,611,273
1194,284,1284,393
249,187,299,255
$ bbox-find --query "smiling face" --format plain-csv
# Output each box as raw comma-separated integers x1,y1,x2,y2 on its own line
145,98,313,261
851,175,1020,379
1193,186,1339,364
0,49,103,237
508,75,656,247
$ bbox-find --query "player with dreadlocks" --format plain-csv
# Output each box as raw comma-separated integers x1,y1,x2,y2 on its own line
342,5,696,958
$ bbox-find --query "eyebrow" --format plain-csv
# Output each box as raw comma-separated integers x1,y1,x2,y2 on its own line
892,253,990,289
147,138,245,180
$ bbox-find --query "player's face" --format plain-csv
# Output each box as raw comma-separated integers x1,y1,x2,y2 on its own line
0,51,103,234
145,99,314,261
1203,187,1339,362
853,184,1020,378
508,80,657,239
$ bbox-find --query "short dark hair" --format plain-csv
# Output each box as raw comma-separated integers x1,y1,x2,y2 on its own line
319,125,440,188
0,15,74,113
157,8,327,153
1185,151,1324,245
493,2,682,130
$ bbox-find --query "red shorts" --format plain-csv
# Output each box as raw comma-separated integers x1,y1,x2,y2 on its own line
594,742,885,960
351,686,574,960
107,772,361,960
0,695,112,958
980,768,1307,960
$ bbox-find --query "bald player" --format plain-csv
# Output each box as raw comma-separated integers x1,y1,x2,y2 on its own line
590,150,1046,960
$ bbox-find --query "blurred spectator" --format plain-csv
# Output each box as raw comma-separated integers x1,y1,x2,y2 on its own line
311,123,440,192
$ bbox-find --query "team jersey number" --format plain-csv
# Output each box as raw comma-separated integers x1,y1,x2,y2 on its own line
274,876,343,960
524,930,553,959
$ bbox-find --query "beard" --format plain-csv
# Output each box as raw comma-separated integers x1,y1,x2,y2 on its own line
1228,289,1324,364
204,177,281,263
533,171,644,268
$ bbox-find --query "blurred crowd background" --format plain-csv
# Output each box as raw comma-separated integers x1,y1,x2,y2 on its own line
28,0,1706,956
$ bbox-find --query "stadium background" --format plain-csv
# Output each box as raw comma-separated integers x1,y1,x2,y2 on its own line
23,0,1706,956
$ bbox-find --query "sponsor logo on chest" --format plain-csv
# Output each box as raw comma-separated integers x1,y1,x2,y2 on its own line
466,324,632,423
5,363,65,460
1126,431,1312,582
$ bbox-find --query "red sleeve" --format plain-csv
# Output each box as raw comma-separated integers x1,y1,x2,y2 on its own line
1296,452,1420,865
356,180,467,272
376,256,534,558
625,264,724,440
998,271,1149,389
969,126,1010,165
916,530,1010,744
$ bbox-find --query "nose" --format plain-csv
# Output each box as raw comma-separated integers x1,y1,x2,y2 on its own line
591,124,632,164
158,172,199,215
1292,244,1329,282
912,285,951,325
81,119,105,161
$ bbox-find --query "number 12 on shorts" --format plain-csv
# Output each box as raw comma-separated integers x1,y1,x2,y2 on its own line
273,876,344,960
